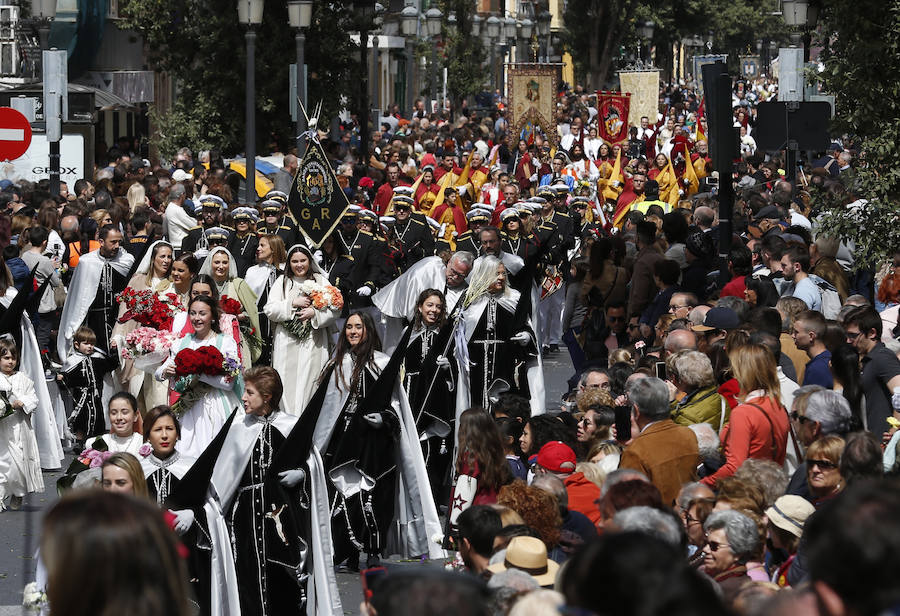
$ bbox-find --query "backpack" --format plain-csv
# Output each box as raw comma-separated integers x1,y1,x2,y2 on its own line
810,275,841,319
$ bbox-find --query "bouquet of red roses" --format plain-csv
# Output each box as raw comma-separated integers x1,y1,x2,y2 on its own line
117,289,184,330
170,345,241,418
220,294,260,353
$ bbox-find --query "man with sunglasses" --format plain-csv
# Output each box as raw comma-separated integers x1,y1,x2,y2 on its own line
844,305,900,435
390,196,433,272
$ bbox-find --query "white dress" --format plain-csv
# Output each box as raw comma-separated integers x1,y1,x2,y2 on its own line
264,272,339,415
155,332,241,458
84,432,144,455
0,371,42,503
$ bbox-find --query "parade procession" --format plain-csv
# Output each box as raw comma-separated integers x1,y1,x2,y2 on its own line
1,0,900,614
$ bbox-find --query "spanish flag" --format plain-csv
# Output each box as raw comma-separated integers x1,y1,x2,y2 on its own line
683,142,699,197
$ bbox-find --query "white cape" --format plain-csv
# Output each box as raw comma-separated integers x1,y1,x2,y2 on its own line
312,352,445,559
204,411,341,616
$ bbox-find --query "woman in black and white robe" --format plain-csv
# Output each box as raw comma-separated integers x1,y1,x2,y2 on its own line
139,405,196,506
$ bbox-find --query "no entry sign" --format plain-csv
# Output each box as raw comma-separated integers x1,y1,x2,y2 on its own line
0,107,33,162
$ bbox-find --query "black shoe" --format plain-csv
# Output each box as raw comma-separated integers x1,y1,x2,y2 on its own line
549,344,560,352
366,554,381,569
541,345,550,355
339,551,360,572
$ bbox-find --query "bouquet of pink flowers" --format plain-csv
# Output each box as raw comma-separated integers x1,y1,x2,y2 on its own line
121,327,176,372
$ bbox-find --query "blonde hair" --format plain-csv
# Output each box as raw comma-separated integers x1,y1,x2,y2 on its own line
101,453,149,499
127,182,146,213
729,343,781,405
608,348,633,367
575,461,606,489
806,434,846,466
575,387,615,414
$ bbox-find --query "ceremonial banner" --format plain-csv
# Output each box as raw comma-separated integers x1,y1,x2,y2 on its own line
691,54,728,95
288,136,350,248
618,70,659,127
596,91,631,144
507,63,560,147
740,56,760,79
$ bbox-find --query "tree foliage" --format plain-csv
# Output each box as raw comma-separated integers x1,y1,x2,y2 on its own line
813,0,900,266
563,0,784,88
439,0,485,108
121,0,363,159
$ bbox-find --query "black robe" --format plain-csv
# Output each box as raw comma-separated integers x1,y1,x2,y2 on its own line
60,352,118,438
403,325,455,503
322,364,400,563
87,262,129,354
466,294,536,408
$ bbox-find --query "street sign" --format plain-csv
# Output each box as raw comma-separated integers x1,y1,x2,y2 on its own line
0,107,33,162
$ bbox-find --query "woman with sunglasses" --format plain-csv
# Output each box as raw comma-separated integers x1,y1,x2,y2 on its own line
805,434,845,507
701,510,759,607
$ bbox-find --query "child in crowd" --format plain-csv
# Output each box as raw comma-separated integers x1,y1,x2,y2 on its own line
495,416,527,481
59,326,119,448
0,337,42,510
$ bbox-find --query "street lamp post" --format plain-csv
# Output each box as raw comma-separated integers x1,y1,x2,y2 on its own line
238,0,263,202
354,1,375,164
485,16,500,92
425,7,442,113
518,18,533,62
32,0,57,196
536,10,551,62
636,20,655,65
401,5,419,118
288,1,312,155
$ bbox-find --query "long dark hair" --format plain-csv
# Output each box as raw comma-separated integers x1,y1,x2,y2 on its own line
188,295,222,333
589,237,613,278
457,408,512,491
412,288,446,330
830,343,864,430
525,414,577,456
190,274,219,301
331,310,382,392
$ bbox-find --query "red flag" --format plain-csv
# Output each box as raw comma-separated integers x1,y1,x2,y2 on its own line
596,91,631,145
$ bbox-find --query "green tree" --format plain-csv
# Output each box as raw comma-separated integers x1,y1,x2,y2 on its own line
439,0,485,108
121,0,363,160
813,0,900,267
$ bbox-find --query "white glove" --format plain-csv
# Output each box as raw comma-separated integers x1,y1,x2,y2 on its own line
436,355,451,370
511,331,531,346
313,250,323,263
278,468,306,488
170,509,195,535
364,412,384,428
356,285,372,297
610,180,621,188
458,185,468,197
529,173,538,182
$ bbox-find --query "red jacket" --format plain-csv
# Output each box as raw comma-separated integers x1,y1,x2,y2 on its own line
702,394,789,487
564,472,602,525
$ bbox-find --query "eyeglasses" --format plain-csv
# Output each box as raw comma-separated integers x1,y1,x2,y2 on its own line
446,268,467,280
607,315,625,322
845,330,863,341
627,323,640,330
683,512,701,526
808,459,838,470
790,411,811,424
668,304,691,312
706,540,731,552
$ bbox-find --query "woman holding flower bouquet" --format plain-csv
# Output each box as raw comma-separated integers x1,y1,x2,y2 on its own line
198,247,261,368
155,296,242,457
264,245,342,414
112,240,181,413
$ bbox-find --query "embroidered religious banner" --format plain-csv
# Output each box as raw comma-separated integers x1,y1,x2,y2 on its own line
507,63,560,147
288,136,350,248
618,70,660,127
596,91,631,144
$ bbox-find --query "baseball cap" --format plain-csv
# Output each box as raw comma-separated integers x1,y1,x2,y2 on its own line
691,306,739,332
536,441,576,474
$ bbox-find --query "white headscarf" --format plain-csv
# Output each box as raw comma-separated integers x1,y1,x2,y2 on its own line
198,246,238,280
135,240,173,277
282,244,325,293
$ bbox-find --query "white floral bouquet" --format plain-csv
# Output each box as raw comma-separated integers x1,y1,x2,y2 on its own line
121,327,176,372
23,582,47,613
282,280,344,342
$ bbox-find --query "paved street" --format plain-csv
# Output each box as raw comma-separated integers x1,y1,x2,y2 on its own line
0,348,574,613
